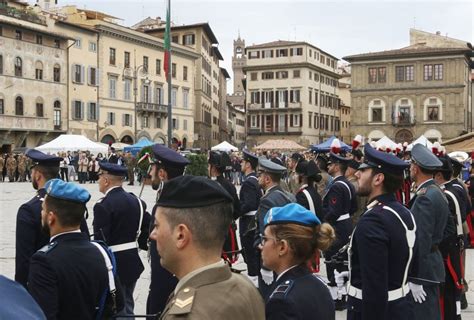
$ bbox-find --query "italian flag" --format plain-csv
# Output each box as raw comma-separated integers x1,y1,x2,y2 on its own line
163,0,171,79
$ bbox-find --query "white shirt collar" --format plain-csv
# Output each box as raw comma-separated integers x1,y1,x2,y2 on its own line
50,229,81,242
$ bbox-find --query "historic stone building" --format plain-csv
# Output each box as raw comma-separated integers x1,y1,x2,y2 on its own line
344,29,473,143
337,65,351,143
244,40,341,147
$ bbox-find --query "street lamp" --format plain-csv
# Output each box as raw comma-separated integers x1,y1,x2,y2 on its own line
123,64,149,143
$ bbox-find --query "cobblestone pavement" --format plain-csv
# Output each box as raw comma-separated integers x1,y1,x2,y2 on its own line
1,181,474,319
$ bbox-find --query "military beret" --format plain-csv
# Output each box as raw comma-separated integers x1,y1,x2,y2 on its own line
264,203,321,227
358,143,409,175
27,149,62,167
45,179,91,204
99,162,127,176
158,175,233,208
259,157,286,174
151,144,190,169
411,144,442,170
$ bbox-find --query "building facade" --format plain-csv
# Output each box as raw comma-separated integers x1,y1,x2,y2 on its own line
244,40,341,147
0,6,69,152
344,29,473,143
338,65,351,143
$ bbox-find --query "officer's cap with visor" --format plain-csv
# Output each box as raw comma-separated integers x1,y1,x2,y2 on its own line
242,149,259,168
99,162,128,176
264,203,321,227
410,144,443,171
258,157,287,174
150,144,190,169
26,149,62,169
358,143,409,175
45,179,91,204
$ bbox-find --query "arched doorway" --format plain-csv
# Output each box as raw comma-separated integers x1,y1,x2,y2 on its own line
101,134,116,145
395,129,413,143
182,137,187,149
121,135,133,144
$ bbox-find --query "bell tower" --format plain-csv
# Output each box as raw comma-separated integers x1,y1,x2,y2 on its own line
232,33,246,95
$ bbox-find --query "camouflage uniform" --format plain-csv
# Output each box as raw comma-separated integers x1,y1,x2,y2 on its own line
0,155,4,182
124,152,136,185
6,155,17,182
17,155,26,182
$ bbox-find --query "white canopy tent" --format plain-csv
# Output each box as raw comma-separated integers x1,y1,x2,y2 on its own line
374,136,398,150
211,141,238,152
36,134,108,154
407,135,433,151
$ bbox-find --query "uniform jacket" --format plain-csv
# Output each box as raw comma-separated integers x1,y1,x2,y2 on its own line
0,275,45,320
15,189,89,288
348,194,415,320
160,263,265,320
216,176,241,219
28,232,108,320
239,172,262,215
295,184,323,221
408,179,448,283
93,186,150,285
266,264,335,320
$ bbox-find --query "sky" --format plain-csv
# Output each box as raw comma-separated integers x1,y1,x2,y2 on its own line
30,0,473,93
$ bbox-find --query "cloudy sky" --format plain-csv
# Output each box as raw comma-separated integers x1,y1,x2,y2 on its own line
31,0,473,92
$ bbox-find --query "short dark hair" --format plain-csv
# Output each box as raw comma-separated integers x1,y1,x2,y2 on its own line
35,165,59,181
45,196,86,228
372,168,403,194
337,162,348,175
435,169,452,181
264,171,282,183
157,164,185,179
161,202,233,251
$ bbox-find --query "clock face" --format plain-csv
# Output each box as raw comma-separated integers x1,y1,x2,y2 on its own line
236,47,242,53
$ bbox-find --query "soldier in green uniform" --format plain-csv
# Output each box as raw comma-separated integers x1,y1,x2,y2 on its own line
6,153,17,182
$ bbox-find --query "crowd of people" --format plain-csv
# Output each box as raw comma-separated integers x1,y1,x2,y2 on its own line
2,136,474,320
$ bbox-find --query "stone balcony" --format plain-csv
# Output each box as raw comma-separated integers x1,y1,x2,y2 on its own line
136,102,168,117
0,115,61,132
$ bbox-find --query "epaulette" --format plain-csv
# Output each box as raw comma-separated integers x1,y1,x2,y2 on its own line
417,188,427,196
269,280,294,300
168,287,195,315
38,241,57,254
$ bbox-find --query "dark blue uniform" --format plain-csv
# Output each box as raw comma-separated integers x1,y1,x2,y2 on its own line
347,194,415,320
239,172,262,277
15,189,89,288
0,275,45,320
266,264,335,320
93,187,150,286
322,175,357,285
28,232,108,320
296,184,324,221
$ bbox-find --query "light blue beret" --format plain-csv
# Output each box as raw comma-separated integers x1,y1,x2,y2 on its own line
264,203,321,227
44,179,91,204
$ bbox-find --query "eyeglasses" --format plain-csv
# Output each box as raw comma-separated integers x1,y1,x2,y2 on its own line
260,235,279,245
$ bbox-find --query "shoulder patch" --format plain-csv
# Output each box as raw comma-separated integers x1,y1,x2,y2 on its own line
168,287,195,315
270,280,294,299
38,241,57,254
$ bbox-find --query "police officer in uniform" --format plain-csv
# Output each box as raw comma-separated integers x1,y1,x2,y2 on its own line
28,179,112,320
408,144,449,320
239,149,263,286
295,160,323,220
347,144,416,320
150,175,265,320
15,149,89,288
254,157,295,300
146,144,190,317
93,162,151,317
323,150,357,309
261,203,335,320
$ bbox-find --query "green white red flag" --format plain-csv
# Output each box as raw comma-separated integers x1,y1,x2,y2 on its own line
163,0,171,79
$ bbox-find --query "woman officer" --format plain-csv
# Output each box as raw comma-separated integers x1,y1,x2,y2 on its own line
295,160,324,221
260,203,336,320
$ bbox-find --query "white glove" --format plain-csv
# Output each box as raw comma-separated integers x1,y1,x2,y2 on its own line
408,282,427,303
334,270,349,289
260,268,274,285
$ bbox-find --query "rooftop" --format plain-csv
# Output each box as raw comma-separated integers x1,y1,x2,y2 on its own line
246,40,339,60
144,22,219,44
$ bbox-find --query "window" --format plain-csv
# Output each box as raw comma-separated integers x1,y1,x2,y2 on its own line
368,68,377,83
276,71,288,79
262,72,274,80
74,38,81,48
293,70,300,78
249,51,260,59
124,51,130,68
53,101,61,127
250,72,258,81
434,64,443,80
292,114,300,127
54,39,60,48
89,42,97,52
314,115,318,129
73,100,83,120
88,67,97,86
251,115,258,128
378,67,386,83
183,89,189,109
405,66,414,81
36,102,44,117
73,64,84,83
371,108,382,122
172,118,178,129
290,47,303,56
53,65,60,82
15,57,22,77
368,67,386,83
142,85,151,103
290,89,300,103
314,91,318,106
172,88,177,107
428,106,439,121
155,117,162,129
156,59,161,75
123,114,132,126
183,66,188,81
142,116,149,128
172,63,176,78
35,67,43,80
155,86,162,104
183,119,188,130
0,99,3,114
276,49,288,57
109,48,116,65
143,56,149,73
15,30,22,40
109,76,117,99
262,49,273,58
88,102,97,121
250,91,260,104
36,35,43,45
424,65,433,81
0,26,2,36
309,72,312,80
172,35,179,43
396,65,414,81
124,79,131,100
0,55,2,74
183,34,195,45
107,112,115,125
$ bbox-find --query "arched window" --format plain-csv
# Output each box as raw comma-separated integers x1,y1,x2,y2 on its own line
35,61,43,80
14,57,22,77
423,97,443,122
53,64,61,82
15,96,23,115
36,97,44,117
368,99,386,123
53,101,61,128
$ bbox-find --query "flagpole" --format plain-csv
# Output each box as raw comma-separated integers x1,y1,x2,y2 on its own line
166,0,172,148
